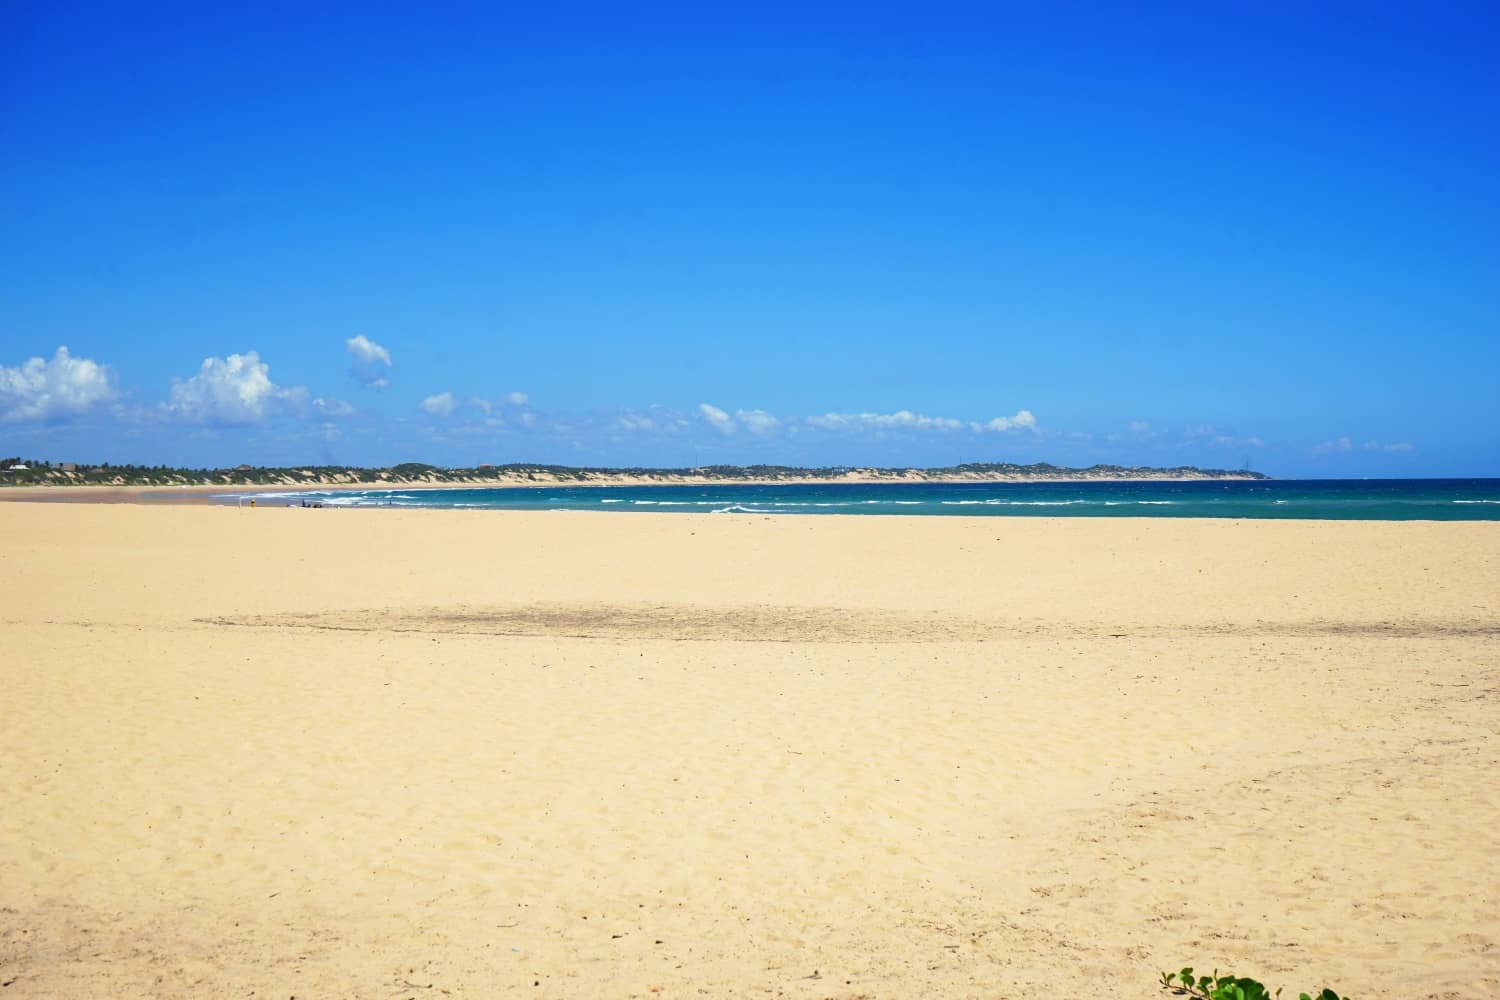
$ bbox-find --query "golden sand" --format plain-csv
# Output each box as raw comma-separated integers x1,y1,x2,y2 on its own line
1,503,1495,998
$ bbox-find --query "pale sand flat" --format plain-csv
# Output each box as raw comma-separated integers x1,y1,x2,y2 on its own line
1,505,1495,997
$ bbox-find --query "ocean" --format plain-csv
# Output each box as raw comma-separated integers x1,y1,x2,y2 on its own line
223,478,1500,520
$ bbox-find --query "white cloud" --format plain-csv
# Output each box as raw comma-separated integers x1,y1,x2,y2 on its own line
1364,440,1415,454
345,334,391,366
313,397,354,417
469,392,529,416
736,408,780,434
1185,424,1264,449
345,334,392,388
421,392,458,417
699,402,735,433
807,410,964,432
617,412,658,432
972,410,1038,433
677,405,1044,436
1312,436,1354,455
0,346,117,423
166,352,303,425
693,404,780,435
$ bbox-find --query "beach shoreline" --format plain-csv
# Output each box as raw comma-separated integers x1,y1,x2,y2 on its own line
0,473,1269,504
3,478,1495,525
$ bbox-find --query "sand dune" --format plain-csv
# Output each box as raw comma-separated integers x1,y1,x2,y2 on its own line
1,504,1495,997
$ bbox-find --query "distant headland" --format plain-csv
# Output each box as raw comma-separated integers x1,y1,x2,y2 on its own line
0,458,1269,490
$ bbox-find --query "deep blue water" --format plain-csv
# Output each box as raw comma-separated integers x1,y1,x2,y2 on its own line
224,479,1500,520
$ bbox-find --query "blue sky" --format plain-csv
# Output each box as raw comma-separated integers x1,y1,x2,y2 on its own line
2,3,1496,476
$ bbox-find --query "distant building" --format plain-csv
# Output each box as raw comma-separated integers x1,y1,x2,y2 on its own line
7,463,29,471
235,464,254,472
59,463,76,472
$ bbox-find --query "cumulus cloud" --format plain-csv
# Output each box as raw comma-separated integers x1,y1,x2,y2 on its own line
0,347,117,423
617,412,659,432
973,410,1038,433
421,392,458,417
693,404,1038,437
807,410,961,432
699,403,735,433
345,334,393,388
736,408,780,434
471,392,530,416
806,408,1036,433
313,397,355,417
165,352,304,425
693,404,781,435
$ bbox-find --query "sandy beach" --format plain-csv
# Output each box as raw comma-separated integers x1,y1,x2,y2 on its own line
1,503,1494,998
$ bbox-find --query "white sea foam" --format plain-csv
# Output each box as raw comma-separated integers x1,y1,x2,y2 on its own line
941,499,1088,506
1454,499,1500,504
601,498,626,503
218,490,318,500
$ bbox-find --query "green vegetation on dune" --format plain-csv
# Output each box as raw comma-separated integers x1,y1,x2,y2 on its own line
1162,967,1348,1000
0,456,1269,488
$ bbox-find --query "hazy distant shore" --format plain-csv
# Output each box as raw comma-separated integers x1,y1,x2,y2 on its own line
0,463,1268,503
0,475,1267,504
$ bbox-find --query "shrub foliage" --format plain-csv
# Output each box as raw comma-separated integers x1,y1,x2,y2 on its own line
1160,967,1346,1000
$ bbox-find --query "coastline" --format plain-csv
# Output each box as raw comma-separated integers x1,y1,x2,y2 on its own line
0,473,1269,504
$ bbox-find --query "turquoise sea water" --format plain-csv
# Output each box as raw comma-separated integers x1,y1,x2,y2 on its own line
223,479,1500,520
